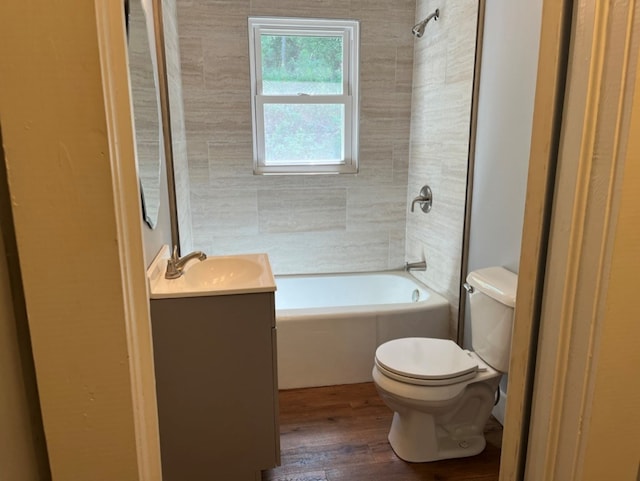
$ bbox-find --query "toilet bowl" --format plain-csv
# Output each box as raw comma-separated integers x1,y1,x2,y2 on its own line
372,267,517,462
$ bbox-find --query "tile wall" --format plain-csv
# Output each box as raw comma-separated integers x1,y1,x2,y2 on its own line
405,0,479,336
175,0,416,274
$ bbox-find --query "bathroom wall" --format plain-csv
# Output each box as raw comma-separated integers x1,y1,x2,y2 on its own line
466,0,542,284
465,0,543,422
0,0,162,475
0,219,48,479
176,0,416,274
405,0,479,337
465,0,542,341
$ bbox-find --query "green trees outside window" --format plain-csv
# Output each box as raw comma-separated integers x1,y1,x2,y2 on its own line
260,35,343,94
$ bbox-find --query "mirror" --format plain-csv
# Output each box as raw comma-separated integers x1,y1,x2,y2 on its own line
126,0,162,228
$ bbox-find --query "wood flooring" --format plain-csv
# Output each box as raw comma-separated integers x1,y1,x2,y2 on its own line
263,382,502,481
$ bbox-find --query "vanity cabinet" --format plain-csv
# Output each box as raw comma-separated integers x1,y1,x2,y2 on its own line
150,292,279,481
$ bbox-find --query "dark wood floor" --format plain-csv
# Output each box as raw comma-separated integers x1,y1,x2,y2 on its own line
263,382,502,481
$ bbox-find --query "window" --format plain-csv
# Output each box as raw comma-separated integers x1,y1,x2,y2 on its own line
248,17,360,174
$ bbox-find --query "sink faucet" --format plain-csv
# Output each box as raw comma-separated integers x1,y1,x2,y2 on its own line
165,246,207,279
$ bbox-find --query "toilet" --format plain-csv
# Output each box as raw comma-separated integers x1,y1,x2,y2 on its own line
372,266,517,462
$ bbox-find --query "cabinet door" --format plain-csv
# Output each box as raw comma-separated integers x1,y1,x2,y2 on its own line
151,293,278,480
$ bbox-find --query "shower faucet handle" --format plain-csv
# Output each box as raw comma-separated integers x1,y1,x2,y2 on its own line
410,185,433,213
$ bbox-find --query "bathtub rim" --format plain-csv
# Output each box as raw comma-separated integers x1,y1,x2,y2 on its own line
275,270,449,320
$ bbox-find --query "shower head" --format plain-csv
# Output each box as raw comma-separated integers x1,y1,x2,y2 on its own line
412,8,439,38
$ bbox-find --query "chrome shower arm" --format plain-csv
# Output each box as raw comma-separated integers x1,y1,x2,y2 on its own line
412,8,440,38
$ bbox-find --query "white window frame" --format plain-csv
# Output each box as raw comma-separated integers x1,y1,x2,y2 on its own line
248,17,360,175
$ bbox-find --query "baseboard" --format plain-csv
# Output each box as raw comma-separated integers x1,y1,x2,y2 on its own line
492,388,507,425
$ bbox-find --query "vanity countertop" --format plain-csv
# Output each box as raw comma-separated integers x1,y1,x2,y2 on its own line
147,245,276,299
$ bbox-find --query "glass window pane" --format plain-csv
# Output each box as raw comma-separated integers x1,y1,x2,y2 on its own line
263,104,344,164
260,34,343,95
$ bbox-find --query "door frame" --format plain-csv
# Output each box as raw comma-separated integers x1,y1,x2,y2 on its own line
500,0,640,480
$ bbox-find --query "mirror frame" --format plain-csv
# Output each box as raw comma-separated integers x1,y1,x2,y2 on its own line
125,0,164,229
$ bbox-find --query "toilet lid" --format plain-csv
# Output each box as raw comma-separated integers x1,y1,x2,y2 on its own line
375,338,478,381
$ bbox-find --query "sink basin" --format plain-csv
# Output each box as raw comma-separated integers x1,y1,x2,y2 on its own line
146,246,276,299
183,256,265,289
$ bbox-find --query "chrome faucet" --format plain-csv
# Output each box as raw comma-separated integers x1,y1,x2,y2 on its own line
405,260,427,271
165,246,207,279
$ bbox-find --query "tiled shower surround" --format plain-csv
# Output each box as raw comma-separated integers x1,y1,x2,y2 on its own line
174,0,477,333
405,0,478,335
176,0,416,274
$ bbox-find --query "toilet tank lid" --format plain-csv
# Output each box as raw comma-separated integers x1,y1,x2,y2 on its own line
466,267,517,307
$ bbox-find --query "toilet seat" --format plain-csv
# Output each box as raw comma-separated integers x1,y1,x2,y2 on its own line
375,338,481,386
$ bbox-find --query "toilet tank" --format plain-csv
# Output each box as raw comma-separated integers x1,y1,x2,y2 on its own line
466,267,518,372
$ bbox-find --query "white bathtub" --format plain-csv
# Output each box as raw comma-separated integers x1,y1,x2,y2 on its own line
275,271,450,389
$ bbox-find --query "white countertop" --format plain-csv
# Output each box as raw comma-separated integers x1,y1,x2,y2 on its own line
147,245,276,299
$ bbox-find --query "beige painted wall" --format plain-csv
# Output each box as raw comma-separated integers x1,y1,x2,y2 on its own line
579,72,640,477
0,1,160,478
176,0,416,274
405,0,479,335
0,227,47,480
522,1,640,479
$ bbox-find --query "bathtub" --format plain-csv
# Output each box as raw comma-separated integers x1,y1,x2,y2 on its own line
275,271,450,389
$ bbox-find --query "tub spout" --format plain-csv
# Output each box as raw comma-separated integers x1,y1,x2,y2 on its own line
405,260,427,271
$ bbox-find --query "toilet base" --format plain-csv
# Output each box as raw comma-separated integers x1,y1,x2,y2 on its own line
373,365,500,463
388,410,487,462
